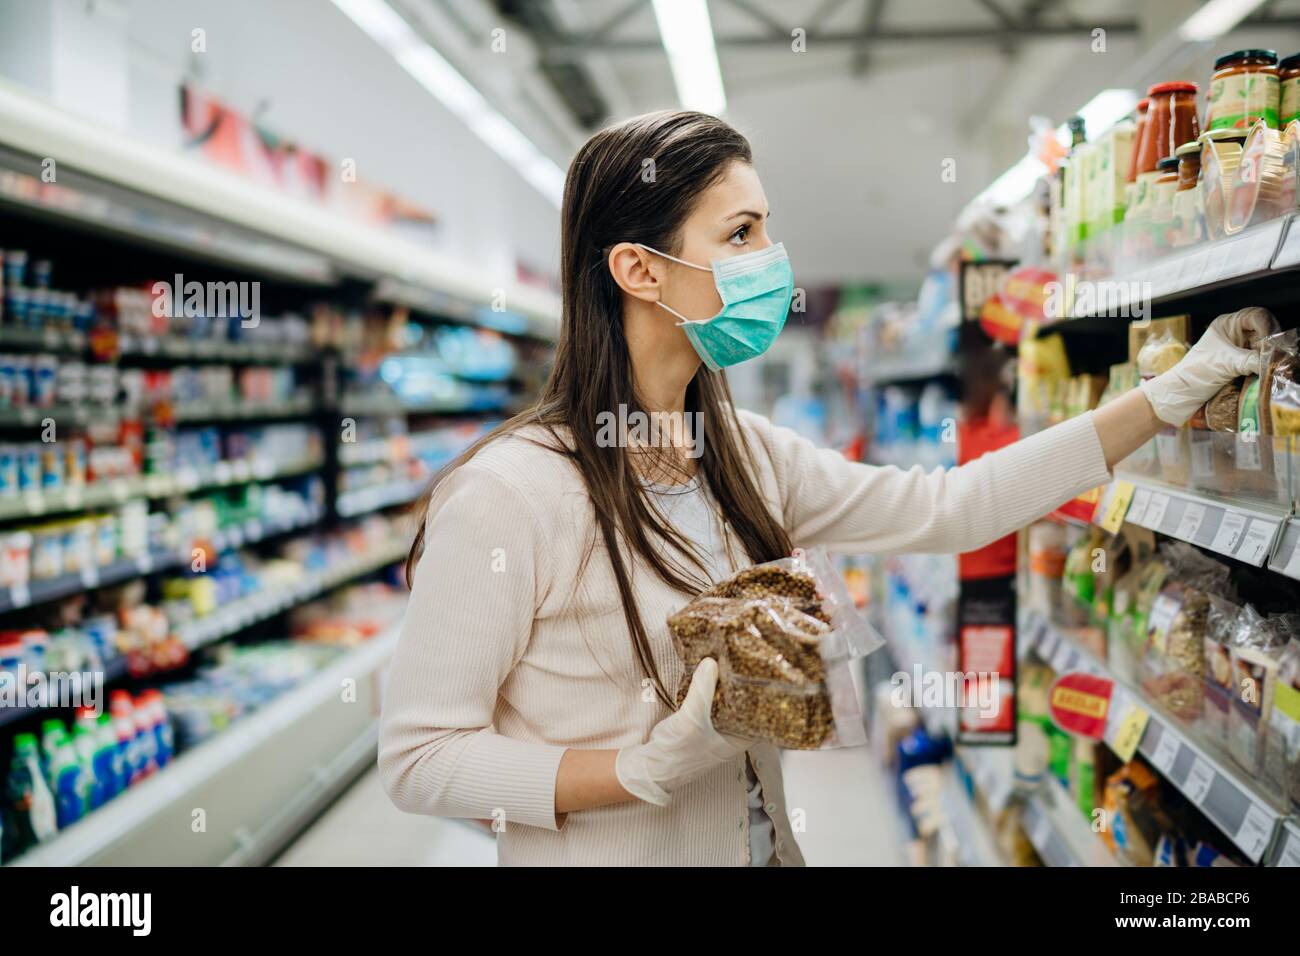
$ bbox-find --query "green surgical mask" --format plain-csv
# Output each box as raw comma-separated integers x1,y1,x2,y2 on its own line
637,242,794,371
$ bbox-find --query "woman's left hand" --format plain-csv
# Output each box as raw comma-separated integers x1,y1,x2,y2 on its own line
1138,315,1262,426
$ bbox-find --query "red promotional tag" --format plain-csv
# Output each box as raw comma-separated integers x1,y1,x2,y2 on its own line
1048,671,1114,739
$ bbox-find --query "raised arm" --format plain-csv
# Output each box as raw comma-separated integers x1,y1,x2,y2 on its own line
747,316,1260,555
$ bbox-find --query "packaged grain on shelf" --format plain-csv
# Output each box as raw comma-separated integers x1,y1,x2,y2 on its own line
1137,330,1191,485
1227,606,1290,776
1201,595,1241,746
1139,543,1234,722
1264,636,1300,809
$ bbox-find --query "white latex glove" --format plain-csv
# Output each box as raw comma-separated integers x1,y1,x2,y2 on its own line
1139,316,1262,426
615,657,750,807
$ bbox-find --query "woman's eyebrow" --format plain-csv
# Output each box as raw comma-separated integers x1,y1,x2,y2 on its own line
723,209,768,222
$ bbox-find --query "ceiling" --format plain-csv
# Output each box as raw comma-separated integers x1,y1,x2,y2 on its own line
403,0,1300,284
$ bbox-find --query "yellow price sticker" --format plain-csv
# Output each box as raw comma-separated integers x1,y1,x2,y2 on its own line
1098,480,1136,534
1111,704,1150,762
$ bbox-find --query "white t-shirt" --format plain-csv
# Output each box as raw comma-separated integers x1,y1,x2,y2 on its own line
642,474,775,867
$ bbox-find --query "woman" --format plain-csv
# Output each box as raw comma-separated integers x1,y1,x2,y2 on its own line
378,111,1256,866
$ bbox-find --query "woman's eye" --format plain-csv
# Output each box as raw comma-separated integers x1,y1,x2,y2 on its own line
729,224,750,245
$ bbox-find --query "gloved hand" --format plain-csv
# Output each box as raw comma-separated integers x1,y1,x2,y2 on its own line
1139,315,1262,426
615,657,750,807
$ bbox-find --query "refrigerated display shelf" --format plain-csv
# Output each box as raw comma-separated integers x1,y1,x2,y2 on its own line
7,625,399,867
0,395,317,429
176,539,408,651
0,504,324,615
336,478,425,518
0,81,560,337
1098,477,1291,569
339,392,489,418
0,454,323,523
0,326,318,363
1021,611,1291,864
0,655,129,730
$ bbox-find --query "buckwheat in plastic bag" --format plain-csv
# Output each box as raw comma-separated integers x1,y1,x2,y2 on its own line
668,547,882,750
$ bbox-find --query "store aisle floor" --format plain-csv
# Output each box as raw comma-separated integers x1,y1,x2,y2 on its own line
278,743,905,866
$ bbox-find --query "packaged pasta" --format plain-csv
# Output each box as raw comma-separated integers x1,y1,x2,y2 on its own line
668,547,881,750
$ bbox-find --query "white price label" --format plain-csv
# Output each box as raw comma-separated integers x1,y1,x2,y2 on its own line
232,460,252,482
1283,536,1300,580
1184,758,1215,803
214,462,233,484
8,583,30,608
1279,835,1300,867
135,553,153,574
63,487,82,509
1211,511,1248,555
1234,520,1276,565
1237,433,1263,471
79,565,99,589
112,480,130,502
1152,731,1180,772
1235,804,1274,862
1127,487,1152,526
1175,503,1207,542
1143,493,1171,530
22,490,44,515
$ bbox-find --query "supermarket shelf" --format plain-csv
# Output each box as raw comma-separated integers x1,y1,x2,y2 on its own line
0,454,323,523
0,80,560,334
1103,476,1291,569
859,355,958,385
373,277,554,342
171,394,315,423
1022,611,1289,864
937,762,1004,866
339,392,492,418
0,655,129,731
1046,215,1290,324
176,539,408,650
336,478,425,518
1020,775,1121,868
0,504,325,616
0,395,317,429
1268,517,1300,581
0,326,317,363
1276,821,1300,867
8,626,398,866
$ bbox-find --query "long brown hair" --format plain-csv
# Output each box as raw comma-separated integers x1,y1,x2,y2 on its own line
406,111,792,707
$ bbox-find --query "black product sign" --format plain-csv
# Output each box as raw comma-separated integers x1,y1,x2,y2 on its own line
959,260,1017,322
956,575,1017,746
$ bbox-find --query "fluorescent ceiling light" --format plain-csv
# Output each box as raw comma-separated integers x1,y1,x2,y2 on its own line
1055,88,1139,147
651,0,727,114
973,154,1048,208
330,0,565,207
1178,0,1268,42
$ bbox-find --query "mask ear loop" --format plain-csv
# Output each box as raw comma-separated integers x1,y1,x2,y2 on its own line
635,243,714,325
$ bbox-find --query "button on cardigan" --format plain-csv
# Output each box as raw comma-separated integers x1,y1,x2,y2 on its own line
378,408,1112,865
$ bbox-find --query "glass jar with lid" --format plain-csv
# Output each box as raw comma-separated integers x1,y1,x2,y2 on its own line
1280,52,1300,125
1173,142,1204,246
1208,49,1279,130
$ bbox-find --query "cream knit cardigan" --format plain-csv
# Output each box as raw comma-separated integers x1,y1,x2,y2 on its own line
378,408,1112,866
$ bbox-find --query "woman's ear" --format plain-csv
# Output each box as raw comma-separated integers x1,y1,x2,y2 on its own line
607,242,662,303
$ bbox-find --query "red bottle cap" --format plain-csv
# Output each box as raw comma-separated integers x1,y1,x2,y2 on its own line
1147,81,1198,95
